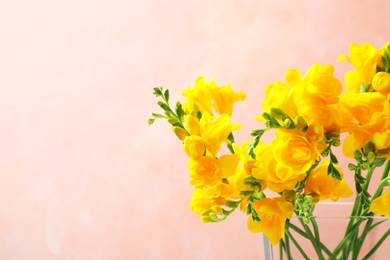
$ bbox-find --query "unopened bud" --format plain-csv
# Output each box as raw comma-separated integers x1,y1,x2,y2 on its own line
363,141,375,153
211,206,223,214
295,116,307,129
201,216,211,223
172,126,189,141
283,118,293,128
327,131,340,140
367,151,376,163
348,163,356,171
270,108,288,119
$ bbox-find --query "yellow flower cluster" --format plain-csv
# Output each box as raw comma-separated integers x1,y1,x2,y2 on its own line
181,77,246,223
150,41,390,247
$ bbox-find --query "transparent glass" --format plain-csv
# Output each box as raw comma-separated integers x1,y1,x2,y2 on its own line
263,202,390,260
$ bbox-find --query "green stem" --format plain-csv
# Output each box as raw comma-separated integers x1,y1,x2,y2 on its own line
311,217,321,242
353,217,373,260
363,164,376,190
330,220,364,259
285,228,310,260
362,227,390,260
352,160,390,258
284,231,292,260
279,239,284,260
297,217,325,260
288,222,331,256
371,160,390,201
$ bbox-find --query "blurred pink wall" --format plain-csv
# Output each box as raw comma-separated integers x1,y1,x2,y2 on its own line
1,0,390,259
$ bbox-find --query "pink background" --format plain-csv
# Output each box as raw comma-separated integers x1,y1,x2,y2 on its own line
1,0,390,259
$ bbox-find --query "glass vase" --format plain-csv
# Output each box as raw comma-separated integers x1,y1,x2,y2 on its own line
263,202,390,260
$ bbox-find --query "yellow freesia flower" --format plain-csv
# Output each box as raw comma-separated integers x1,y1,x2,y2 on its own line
188,154,239,187
182,77,213,115
337,43,381,89
296,94,340,133
190,188,227,215
199,112,240,157
344,70,363,93
305,160,353,201
342,129,370,158
182,77,245,116
258,81,298,122
339,92,386,125
370,188,390,216
182,135,206,158
272,128,319,172
252,143,306,192
233,141,263,174
211,84,246,116
228,166,252,199
288,64,342,132
371,132,390,150
342,112,390,157
300,63,343,105
184,114,201,136
247,197,294,245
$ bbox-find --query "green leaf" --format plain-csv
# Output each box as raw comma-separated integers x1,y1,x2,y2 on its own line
153,87,163,96
227,132,235,143
250,129,265,137
148,118,155,126
321,147,330,157
328,163,341,180
355,174,366,185
348,163,356,171
227,143,235,154
240,190,254,197
227,200,241,208
152,113,165,118
330,153,338,164
374,158,386,167
247,136,260,156
164,89,169,101
175,102,184,119
158,101,171,112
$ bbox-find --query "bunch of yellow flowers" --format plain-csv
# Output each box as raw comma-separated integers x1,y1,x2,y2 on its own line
150,42,390,257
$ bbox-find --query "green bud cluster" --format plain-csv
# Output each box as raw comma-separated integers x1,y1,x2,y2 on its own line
294,193,315,225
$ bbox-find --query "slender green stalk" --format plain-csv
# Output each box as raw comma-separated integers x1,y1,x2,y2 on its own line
362,227,390,259
285,228,310,260
310,217,321,243
371,161,390,201
330,220,364,259
341,196,361,260
297,217,325,260
351,161,390,259
288,222,331,256
353,217,373,260
283,233,292,260
287,222,309,238
279,239,284,260
362,164,376,190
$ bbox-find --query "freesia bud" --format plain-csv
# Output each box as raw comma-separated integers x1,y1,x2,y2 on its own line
372,72,390,97
172,126,189,140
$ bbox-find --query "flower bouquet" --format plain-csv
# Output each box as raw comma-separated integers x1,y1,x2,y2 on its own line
149,42,390,259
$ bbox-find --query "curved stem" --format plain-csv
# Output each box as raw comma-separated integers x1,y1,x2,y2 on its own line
362,227,390,260
297,217,325,260
285,228,310,260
